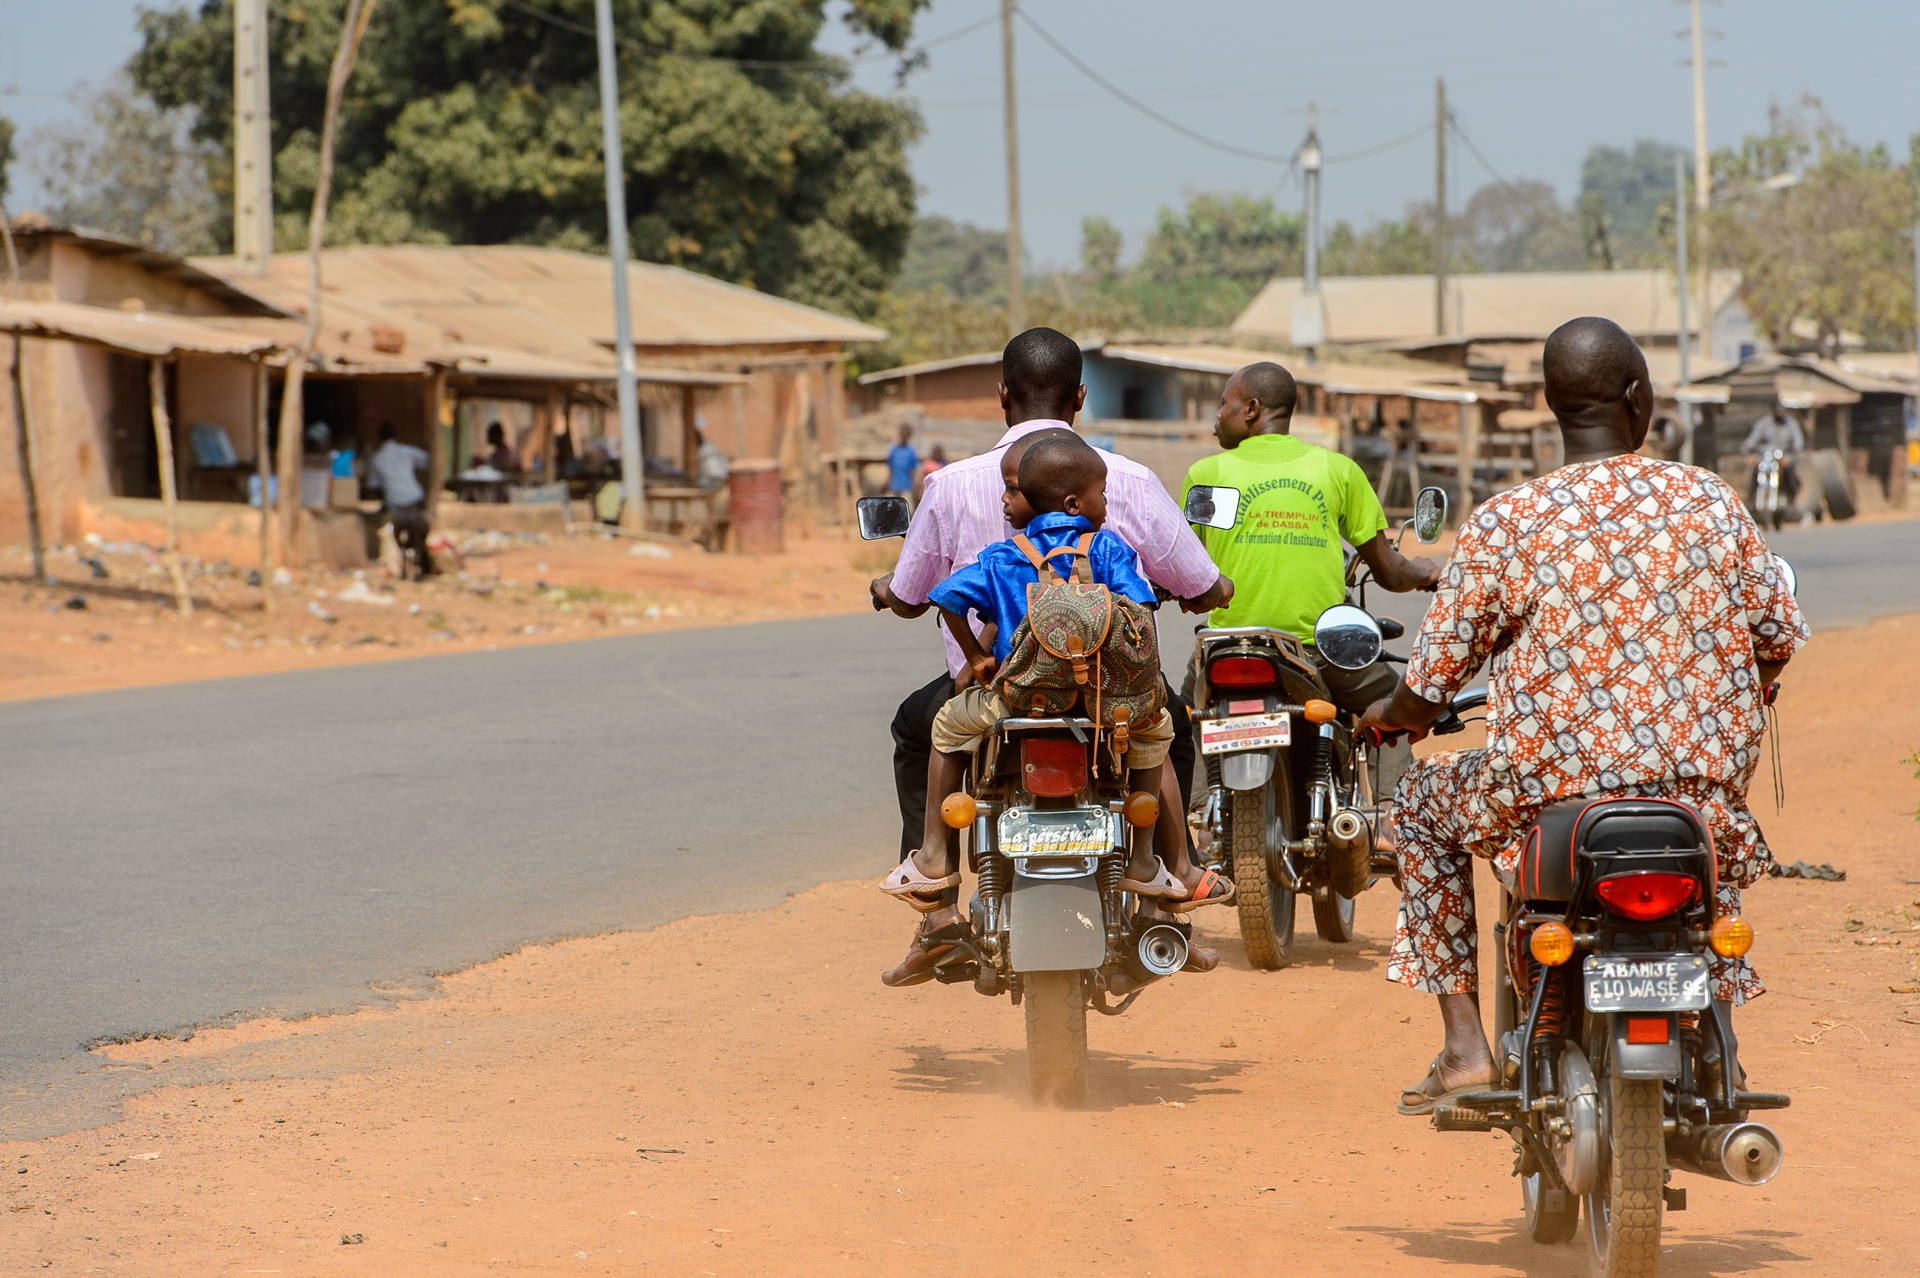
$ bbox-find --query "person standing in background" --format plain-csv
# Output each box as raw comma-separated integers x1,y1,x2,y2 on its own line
887,424,919,502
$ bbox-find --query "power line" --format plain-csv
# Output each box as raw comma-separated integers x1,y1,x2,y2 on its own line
1324,121,1431,165
1446,112,1529,197
497,0,996,71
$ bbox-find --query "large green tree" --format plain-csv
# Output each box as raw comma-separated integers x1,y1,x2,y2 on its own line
894,213,1008,302
1579,139,1686,266
130,0,927,317
0,115,13,209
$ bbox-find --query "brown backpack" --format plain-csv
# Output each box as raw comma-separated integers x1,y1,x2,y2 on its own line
995,532,1165,760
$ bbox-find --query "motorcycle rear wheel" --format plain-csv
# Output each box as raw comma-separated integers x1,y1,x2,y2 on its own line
1310,886,1357,942
1586,1067,1665,1277
1023,971,1088,1107
1229,782,1295,970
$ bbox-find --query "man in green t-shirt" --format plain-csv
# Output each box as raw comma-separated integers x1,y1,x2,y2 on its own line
1181,362,1440,814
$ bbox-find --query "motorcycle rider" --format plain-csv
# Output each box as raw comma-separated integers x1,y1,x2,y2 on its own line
1180,360,1441,889
1742,398,1806,517
870,327,1233,987
1360,316,1808,1114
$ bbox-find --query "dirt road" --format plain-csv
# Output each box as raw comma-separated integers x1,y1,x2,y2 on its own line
5,615,1920,1275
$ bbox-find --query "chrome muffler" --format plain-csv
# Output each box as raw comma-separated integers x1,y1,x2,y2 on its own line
1669,1122,1784,1185
1124,924,1189,984
1328,808,1372,862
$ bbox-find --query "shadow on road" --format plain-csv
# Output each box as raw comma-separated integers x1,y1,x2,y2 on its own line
892,1043,1247,1110
1342,1221,1807,1275
1208,933,1390,975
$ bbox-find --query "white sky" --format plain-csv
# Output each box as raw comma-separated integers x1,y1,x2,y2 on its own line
4,0,1916,268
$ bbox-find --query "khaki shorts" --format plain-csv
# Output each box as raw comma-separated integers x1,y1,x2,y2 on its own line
930,685,1174,770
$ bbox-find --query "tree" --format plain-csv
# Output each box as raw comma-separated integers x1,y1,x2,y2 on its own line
22,77,222,254
0,115,13,209
1579,139,1686,266
130,0,928,318
1707,109,1919,354
1079,215,1121,281
895,214,1008,301
1458,179,1584,272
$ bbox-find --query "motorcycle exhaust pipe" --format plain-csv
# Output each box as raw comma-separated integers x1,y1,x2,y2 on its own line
1123,924,1189,985
1328,808,1372,860
1669,1122,1784,1186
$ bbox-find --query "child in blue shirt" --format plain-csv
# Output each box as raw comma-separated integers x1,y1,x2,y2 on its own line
887,424,919,497
880,432,1232,928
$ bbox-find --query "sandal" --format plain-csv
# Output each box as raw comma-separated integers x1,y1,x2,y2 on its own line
1396,1053,1496,1116
1164,867,1235,913
880,915,969,987
1120,862,1188,900
880,856,961,912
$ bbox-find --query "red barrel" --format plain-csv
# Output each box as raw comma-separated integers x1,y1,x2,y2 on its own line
728,461,784,554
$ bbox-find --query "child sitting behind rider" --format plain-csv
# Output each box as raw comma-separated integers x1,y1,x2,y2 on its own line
882,431,1232,916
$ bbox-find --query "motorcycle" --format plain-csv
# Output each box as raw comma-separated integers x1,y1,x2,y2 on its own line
1320,556,1798,1278
859,494,1189,1107
1178,483,1448,968
1752,448,1787,531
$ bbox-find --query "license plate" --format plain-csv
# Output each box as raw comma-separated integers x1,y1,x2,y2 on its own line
1200,712,1290,755
997,807,1113,857
1583,954,1711,1013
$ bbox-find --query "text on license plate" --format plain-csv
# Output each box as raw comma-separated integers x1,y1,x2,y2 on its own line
998,808,1112,856
1583,954,1711,1013
1200,712,1290,755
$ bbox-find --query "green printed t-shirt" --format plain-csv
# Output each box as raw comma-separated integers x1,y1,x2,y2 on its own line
1180,433,1388,642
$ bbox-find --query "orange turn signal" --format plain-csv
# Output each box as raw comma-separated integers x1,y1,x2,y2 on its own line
1529,920,1576,966
1709,915,1754,958
1124,791,1160,828
1303,699,1338,724
940,792,977,830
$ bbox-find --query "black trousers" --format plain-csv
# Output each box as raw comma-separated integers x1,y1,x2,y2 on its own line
890,670,1196,861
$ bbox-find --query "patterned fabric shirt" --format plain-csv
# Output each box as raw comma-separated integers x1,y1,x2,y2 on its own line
1403,454,1808,808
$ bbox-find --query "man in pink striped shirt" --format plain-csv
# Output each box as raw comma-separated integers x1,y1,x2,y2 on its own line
869,327,1232,986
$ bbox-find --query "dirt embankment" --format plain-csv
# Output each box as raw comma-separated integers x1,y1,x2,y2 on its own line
3,610,1918,1273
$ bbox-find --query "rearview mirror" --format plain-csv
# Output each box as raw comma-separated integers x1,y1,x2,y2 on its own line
1184,484,1242,530
856,495,912,540
1314,603,1384,671
1771,553,1797,596
1413,486,1448,543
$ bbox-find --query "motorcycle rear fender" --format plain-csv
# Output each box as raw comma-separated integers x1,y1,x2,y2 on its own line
1608,1013,1684,1080
1007,869,1105,973
1221,748,1276,791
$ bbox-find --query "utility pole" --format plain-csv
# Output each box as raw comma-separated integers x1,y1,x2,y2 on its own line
1433,77,1447,337
232,0,273,272
1296,106,1326,360
1000,0,1025,338
1674,152,1693,465
1688,0,1712,362
593,0,645,531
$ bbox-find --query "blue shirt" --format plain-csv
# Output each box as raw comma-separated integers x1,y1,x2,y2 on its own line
887,442,919,493
927,512,1158,665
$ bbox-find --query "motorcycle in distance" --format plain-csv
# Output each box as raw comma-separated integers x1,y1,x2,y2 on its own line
1326,555,1799,1278
1751,448,1788,531
1178,483,1449,969
858,495,1193,1107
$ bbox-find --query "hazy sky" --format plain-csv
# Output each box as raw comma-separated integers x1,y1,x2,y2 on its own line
5,0,1916,268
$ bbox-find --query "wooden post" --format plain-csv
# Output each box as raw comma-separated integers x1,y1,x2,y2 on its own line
148,359,193,615
1455,399,1476,518
1,212,47,583
253,357,272,585
730,381,746,455
680,385,699,472
425,366,448,517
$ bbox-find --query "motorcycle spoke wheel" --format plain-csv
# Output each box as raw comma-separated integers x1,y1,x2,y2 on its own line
1229,782,1294,969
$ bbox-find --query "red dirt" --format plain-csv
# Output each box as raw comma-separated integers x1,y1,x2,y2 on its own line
3,610,1917,1274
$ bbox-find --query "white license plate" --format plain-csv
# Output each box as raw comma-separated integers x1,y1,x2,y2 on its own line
1583,954,1711,1013
1200,712,1291,755
997,808,1113,857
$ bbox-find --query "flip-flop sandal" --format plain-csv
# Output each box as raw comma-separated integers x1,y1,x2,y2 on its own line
1396,1053,1495,1116
1120,862,1189,900
1164,867,1236,913
879,915,967,987
880,857,961,912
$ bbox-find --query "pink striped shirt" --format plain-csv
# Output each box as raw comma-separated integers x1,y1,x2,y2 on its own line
891,419,1221,677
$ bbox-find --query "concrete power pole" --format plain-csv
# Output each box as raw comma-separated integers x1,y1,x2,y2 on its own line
1000,0,1025,338
232,0,273,272
1296,111,1326,361
1688,0,1712,362
1675,152,1694,465
593,0,645,532
1434,77,1447,337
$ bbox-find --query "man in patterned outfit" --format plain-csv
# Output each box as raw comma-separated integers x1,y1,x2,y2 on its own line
1361,316,1808,1112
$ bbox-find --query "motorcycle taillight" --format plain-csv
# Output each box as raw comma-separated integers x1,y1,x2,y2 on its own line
1020,737,1089,798
1210,655,1277,690
1594,871,1699,921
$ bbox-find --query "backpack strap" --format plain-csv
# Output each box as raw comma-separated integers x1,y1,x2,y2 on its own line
1011,533,1048,574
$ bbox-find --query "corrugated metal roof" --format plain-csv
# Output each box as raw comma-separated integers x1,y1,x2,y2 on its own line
1232,270,1744,346
0,298,280,359
5,220,294,319
856,350,1002,385
194,245,885,353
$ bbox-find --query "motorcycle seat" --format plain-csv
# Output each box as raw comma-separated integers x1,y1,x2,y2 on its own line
1514,797,1714,903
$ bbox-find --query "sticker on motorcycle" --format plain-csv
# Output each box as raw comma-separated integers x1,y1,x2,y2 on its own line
997,808,1114,857
1200,712,1291,755
1583,953,1711,1013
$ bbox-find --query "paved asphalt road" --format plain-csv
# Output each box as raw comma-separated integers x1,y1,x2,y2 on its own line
5,515,1917,1138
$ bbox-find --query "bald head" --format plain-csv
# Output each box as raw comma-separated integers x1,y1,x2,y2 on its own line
1235,362,1298,417
1215,360,1299,448
1543,317,1653,451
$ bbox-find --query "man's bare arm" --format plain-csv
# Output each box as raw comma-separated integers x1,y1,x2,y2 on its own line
1355,532,1441,593
1181,573,1234,614
869,572,930,619
1359,678,1451,743
1758,656,1790,687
